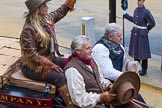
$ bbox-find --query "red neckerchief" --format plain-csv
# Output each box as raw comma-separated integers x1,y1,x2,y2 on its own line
63,55,96,68
63,55,73,68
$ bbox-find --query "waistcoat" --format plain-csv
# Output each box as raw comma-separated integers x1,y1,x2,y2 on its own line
65,57,104,93
96,37,124,71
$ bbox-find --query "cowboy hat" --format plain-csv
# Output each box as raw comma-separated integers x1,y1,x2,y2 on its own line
109,71,140,105
24,0,51,17
122,55,142,72
125,61,141,72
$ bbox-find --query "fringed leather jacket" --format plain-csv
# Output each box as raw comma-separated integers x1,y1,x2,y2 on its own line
20,5,69,73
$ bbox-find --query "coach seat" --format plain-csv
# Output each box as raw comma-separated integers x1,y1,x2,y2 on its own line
10,70,56,94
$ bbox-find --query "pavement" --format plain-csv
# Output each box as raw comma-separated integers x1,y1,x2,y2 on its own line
124,47,162,90
140,54,162,90
139,54,162,108
141,54,162,108
124,48,162,107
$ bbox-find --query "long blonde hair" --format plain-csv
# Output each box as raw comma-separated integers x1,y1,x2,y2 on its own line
28,9,50,48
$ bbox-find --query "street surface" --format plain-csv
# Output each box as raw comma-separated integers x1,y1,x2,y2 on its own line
140,83,162,108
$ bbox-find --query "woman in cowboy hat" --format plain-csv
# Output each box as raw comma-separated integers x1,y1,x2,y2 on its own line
20,0,76,107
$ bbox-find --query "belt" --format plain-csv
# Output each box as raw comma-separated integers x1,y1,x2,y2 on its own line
133,24,147,29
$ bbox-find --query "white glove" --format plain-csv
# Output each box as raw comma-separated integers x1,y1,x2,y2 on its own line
121,10,126,15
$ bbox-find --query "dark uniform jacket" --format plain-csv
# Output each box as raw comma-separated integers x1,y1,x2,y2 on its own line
124,5,155,60
20,5,69,73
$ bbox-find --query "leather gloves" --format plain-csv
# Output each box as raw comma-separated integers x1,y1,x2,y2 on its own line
100,92,116,103
64,0,76,10
40,56,63,79
121,10,126,15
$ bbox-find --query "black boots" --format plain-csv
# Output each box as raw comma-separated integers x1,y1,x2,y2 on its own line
139,69,147,76
135,59,148,76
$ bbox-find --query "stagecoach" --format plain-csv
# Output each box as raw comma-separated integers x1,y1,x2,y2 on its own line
0,36,154,108
0,36,67,108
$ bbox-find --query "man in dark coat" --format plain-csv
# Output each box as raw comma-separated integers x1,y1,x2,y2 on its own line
122,0,155,75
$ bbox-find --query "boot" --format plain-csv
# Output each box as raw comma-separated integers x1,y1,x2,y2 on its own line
139,69,147,76
64,0,76,10
58,85,77,107
140,59,148,76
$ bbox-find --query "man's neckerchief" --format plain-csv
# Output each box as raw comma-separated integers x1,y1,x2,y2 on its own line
64,55,96,68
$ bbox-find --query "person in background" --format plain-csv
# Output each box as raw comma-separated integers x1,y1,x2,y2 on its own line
64,35,119,108
92,23,146,104
92,23,124,82
122,0,155,75
19,0,76,107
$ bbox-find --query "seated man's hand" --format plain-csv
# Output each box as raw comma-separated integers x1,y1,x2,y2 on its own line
100,92,116,103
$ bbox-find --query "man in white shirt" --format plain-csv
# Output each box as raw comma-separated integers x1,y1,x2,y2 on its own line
92,23,146,103
92,23,124,82
64,35,121,108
